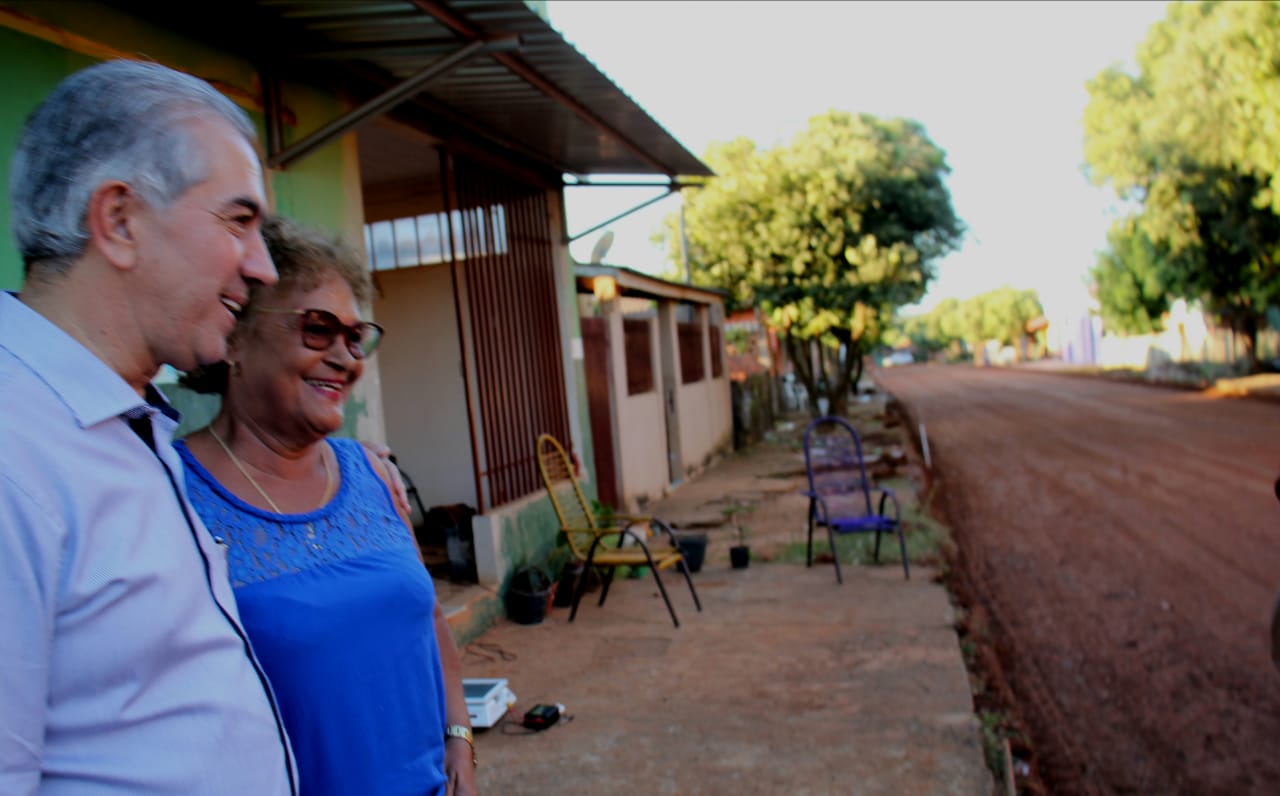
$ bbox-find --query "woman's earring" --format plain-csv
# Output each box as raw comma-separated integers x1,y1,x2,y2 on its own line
228,360,242,376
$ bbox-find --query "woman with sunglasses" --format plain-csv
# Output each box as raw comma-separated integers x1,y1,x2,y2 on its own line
175,215,477,796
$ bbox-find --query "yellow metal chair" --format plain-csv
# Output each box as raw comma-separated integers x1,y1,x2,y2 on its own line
535,434,701,627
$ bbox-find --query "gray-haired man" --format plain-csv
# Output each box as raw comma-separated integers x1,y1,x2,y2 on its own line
0,59,296,794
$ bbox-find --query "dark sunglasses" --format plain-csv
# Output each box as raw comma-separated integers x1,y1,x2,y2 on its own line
256,308,385,359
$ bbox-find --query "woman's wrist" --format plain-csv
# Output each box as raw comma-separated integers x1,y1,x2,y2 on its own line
445,724,476,767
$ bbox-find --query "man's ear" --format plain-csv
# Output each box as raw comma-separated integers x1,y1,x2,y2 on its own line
85,181,141,271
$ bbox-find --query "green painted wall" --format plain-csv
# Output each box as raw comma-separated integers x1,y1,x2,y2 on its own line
0,27,97,289
268,87,365,239
499,497,564,585
0,3,360,284
0,5,367,434
570,354,600,507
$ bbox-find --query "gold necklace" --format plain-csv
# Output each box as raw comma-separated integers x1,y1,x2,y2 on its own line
207,425,332,514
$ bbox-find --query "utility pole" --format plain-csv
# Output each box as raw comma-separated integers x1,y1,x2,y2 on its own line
679,199,691,284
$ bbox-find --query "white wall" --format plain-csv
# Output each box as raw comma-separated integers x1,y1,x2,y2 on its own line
676,377,731,474
674,305,732,476
610,311,668,508
373,265,478,510
1095,299,1223,369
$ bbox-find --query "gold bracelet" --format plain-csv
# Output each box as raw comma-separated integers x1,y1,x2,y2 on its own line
445,724,476,767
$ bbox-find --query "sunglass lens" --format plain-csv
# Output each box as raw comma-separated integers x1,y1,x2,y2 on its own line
353,324,383,357
297,310,382,358
300,311,339,350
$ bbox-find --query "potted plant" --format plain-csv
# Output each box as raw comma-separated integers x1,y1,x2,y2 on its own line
672,529,708,573
592,499,650,579
505,563,553,625
724,503,756,569
590,499,616,527
548,545,581,608
729,525,751,569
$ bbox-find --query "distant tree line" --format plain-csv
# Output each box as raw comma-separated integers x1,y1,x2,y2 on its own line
886,286,1045,362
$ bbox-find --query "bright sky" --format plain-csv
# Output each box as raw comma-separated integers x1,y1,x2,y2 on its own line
544,0,1171,322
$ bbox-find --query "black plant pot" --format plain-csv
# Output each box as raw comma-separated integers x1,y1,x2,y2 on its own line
729,545,751,569
506,565,553,625
674,532,708,573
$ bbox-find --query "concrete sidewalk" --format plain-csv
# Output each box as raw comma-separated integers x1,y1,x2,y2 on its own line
458,408,992,795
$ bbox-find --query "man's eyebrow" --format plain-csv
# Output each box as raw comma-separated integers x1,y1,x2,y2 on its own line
221,197,262,217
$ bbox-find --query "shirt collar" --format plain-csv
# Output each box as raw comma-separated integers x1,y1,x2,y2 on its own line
0,291,179,427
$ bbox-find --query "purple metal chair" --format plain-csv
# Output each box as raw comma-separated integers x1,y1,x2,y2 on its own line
802,416,909,583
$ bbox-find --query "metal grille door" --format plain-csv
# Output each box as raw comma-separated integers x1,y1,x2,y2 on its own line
453,157,571,509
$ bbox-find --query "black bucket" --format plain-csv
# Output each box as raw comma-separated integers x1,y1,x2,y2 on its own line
506,565,553,625
674,532,708,573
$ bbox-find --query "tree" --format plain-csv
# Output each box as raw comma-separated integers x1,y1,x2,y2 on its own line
662,111,962,415
964,287,1044,357
890,288,1043,363
1091,218,1171,336
1083,0,1280,370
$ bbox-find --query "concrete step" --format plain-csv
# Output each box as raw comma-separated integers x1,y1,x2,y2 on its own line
436,579,503,646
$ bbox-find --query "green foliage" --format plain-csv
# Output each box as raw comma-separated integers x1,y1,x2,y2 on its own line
662,111,962,411
979,710,1017,791
890,287,1043,359
966,286,1044,350
1083,0,1280,369
724,326,753,352
590,499,615,526
1090,219,1171,335
721,503,756,544
545,544,575,579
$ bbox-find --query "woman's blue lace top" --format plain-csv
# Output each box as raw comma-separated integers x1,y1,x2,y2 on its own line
176,437,448,796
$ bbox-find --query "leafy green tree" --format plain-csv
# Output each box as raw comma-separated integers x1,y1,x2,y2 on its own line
924,297,969,360
1083,0,1280,370
887,312,947,358
889,288,1043,363
1090,219,1171,335
966,287,1044,356
661,111,962,414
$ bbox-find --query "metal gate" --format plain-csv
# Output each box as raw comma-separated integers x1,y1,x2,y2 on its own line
451,156,570,510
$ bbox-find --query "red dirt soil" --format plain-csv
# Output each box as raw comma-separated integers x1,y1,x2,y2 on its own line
874,364,1280,796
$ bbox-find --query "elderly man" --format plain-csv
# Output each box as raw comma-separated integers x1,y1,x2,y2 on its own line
0,60,295,794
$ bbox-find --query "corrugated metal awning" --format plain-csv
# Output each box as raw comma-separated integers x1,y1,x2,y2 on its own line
105,0,712,180
576,264,728,305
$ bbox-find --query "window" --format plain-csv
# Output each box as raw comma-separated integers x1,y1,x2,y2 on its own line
624,318,655,395
364,206,508,271
678,321,704,384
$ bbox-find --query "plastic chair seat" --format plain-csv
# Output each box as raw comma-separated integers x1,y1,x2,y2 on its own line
827,514,898,534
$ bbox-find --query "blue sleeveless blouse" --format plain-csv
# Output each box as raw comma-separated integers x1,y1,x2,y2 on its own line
176,437,447,796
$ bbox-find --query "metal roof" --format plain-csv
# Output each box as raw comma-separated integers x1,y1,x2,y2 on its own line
575,264,728,305
106,0,711,180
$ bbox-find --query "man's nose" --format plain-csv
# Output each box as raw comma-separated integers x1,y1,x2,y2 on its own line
243,230,278,285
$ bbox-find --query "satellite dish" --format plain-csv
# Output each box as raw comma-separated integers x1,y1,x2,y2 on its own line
589,230,615,264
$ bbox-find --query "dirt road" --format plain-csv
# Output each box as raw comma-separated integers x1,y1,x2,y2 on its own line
874,364,1280,795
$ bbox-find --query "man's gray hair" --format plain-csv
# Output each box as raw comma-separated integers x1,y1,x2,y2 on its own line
9,59,257,274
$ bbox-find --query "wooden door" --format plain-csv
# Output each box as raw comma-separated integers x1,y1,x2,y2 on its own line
579,317,619,509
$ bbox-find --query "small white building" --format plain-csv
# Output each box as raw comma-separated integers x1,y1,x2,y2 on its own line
575,265,733,511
